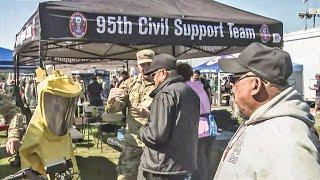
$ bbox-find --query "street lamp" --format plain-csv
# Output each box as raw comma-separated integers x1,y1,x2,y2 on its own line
309,8,317,28
298,10,313,30
298,8,320,30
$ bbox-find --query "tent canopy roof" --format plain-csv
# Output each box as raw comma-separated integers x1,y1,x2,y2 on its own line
0,47,12,62
194,56,303,73
0,47,36,72
193,54,239,73
14,0,283,66
44,0,279,23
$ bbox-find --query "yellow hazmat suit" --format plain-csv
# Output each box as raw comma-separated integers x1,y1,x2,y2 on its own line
19,70,81,177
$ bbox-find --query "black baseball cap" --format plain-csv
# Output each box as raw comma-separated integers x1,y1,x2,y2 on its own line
144,54,177,75
219,42,292,86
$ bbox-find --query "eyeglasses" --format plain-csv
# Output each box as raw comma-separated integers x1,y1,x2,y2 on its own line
150,69,164,78
229,74,261,85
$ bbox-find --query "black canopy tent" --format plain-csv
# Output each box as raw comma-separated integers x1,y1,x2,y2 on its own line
14,0,283,70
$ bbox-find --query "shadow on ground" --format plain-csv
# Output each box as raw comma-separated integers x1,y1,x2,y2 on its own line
76,155,117,180
0,134,6,138
0,164,20,179
0,146,9,158
75,142,95,149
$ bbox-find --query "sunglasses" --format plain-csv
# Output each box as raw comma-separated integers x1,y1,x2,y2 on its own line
229,74,261,85
150,69,164,78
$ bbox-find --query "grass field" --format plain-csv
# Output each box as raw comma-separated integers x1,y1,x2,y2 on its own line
0,129,120,180
0,112,319,179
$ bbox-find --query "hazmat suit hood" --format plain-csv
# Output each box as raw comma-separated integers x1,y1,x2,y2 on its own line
19,70,82,176
37,70,80,136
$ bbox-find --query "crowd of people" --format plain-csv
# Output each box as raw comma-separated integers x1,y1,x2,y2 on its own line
0,77,37,109
1,42,320,179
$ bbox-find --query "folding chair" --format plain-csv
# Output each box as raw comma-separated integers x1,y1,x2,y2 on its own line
82,105,106,152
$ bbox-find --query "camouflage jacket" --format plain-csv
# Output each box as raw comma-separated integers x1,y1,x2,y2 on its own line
106,74,154,146
0,93,24,139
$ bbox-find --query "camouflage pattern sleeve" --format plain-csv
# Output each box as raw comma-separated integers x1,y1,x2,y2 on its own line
0,94,23,138
8,113,24,139
140,85,154,111
105,78,131,113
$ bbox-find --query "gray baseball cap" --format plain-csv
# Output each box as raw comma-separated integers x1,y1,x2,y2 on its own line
219,42,292,86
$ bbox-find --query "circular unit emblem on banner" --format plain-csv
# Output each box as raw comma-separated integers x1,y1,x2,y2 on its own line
69,12,87,38
259,24,271,43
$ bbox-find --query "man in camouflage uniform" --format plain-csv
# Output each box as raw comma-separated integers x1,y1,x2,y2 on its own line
0,93,24,155
106,49,155,180
4,67,46,156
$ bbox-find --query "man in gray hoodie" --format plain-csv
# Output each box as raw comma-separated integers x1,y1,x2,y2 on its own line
214,42,320,180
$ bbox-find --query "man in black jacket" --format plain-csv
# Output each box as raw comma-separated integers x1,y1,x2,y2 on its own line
87,76,103,106
138,54,200,180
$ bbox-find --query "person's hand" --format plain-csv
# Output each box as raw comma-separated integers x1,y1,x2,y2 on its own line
6,137,20,155
131,106,150,118
138,101,152,117
107,88,126,104
139,106,150,117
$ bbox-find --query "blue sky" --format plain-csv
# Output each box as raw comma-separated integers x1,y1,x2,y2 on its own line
216,0,318,32
0,0,318,50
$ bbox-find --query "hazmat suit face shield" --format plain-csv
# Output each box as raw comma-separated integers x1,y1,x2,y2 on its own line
43,93,79,136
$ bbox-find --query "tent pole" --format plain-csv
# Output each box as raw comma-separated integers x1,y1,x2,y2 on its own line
39,41,44,69
172,46,176,57
14,55,17,84
126,60,129,72
14,55,20,85
218,72,221,106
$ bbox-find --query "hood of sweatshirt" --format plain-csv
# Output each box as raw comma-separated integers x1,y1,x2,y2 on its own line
246,87,315,127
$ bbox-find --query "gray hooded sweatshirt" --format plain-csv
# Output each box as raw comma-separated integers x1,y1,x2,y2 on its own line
214,87,320,180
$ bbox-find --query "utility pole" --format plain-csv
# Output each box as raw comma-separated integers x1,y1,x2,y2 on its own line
298,0,320,30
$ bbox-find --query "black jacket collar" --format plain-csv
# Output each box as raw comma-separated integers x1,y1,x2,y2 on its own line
150,75,184,98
